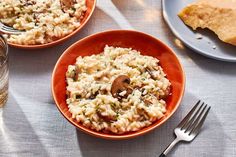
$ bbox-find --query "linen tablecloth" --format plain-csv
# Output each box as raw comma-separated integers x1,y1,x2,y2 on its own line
1,0,236,156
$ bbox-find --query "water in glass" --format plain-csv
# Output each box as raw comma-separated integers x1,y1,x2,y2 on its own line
0,36,8,107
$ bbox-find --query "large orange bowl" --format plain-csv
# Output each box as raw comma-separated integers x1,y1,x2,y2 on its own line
9,0,96,49
52,30,185,140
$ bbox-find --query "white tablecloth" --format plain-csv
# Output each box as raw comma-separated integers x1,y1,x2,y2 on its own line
1,0,236,156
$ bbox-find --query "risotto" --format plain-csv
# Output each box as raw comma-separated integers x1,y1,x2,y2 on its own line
66,46,171,134
0,0,87,45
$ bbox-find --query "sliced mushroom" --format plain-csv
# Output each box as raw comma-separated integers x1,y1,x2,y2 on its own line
137,107,149,120
160,86,171,99
143,99,152,105
100,89,108,95
89,91,98,99
73,66,81,81
111,75,133,99
60,0,75,13
140,96,153,106
33,13,41,24
146,67,156,80
20,0,36,6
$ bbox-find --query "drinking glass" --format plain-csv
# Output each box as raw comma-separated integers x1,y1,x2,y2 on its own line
0,35,9,107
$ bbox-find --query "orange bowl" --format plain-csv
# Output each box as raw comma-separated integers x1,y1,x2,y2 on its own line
9,0,96,49
52,30,185,140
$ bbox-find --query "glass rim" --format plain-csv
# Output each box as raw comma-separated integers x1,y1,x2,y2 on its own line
0,34,9,66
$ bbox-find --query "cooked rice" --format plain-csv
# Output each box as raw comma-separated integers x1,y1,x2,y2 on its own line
0,0,87,45
66,46,171,134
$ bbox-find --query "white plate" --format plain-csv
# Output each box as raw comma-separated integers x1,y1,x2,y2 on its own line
162,0,236,62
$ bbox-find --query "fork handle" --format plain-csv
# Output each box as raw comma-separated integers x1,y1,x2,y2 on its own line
159,138,180,157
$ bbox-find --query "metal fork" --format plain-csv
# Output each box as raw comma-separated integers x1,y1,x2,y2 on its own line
0,22,24,35
159,100,211,157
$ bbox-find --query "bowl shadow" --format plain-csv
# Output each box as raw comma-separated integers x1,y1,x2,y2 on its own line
0,92,49,156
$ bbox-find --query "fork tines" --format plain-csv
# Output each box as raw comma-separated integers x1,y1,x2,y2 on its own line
159,100,211,156
0,22,24,34
178,100,211,135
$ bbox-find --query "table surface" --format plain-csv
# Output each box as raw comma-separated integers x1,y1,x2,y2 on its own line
1,0,236,157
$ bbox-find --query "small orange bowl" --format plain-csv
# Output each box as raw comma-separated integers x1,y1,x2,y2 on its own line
8,0,96,49
52,30,185,140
